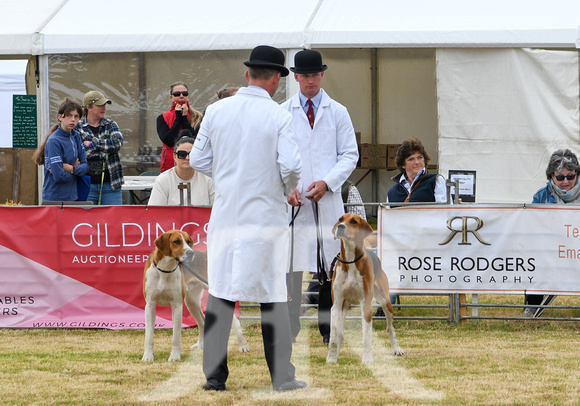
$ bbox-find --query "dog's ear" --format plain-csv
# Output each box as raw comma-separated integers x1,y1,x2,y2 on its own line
182,231,194,248
332,216,344,240
358,218,374,241
155,232,172,256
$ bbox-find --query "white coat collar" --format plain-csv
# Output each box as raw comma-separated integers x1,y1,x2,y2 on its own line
289,88,330,126
238,86,272,99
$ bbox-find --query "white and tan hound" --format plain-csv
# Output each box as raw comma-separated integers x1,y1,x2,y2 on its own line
327,214,404,364
142,230,248,362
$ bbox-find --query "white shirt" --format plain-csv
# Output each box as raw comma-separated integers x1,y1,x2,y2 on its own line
148,167,214,206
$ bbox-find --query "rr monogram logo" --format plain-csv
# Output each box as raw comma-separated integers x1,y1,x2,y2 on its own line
439,216,491,246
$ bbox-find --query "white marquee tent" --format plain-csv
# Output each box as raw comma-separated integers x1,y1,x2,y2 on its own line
0,0,579,204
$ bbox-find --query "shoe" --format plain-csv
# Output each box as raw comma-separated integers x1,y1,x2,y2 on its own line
203,380,226,391
375,307,385,317
522,307,535,317
322,334,329,345
274,379,307,392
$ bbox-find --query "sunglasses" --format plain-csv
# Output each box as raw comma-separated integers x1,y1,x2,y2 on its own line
175,150,190,159
554,173,576,181
172,91,189,97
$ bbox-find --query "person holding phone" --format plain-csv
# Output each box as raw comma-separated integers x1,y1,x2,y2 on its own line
157,81,203,172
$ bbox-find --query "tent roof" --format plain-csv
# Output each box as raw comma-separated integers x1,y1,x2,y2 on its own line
0,0,65,55
1,0,580,55
311,0,580,48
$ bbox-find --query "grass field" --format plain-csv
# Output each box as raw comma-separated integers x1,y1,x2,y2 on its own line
2,295,580,405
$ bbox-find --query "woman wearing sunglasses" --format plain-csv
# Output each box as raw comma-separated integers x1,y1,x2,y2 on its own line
149,133,214,206
157,81,203,172
524,148,580,316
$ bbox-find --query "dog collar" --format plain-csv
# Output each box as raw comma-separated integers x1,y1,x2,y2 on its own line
335,252,364,264
153,259,180,273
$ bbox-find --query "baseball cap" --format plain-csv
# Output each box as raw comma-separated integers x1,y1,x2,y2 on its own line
83,90,112,106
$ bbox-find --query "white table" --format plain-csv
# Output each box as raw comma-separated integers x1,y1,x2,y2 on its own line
122,176,157,204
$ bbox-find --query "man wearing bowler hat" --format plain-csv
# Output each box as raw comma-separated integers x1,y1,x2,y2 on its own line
190,45,306,392
283,49,359,344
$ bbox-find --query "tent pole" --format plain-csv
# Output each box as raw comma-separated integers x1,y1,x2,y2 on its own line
36,55,50,205
371,48,378,215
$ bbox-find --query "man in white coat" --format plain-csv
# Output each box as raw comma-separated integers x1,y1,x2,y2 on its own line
190,45,306,392
283,49,359,344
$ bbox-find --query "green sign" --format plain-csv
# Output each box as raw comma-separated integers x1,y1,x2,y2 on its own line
12,95,37,148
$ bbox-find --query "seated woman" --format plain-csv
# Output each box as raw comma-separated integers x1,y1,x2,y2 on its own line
524,148,580,317
148,134,214,206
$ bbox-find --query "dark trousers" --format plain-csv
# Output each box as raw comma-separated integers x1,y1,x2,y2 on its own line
286,271,304,339
203,294,295,388
287,272,332,339
525,294,544,306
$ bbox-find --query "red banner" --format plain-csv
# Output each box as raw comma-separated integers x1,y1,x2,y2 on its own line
0,206,211,329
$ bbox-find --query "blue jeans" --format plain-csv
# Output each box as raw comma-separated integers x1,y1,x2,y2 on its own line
87,183,123,205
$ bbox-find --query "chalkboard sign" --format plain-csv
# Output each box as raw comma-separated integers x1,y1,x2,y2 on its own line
12,95,37,148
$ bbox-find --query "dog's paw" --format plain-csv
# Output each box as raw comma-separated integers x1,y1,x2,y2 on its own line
238,342,250,353
190,342,203,351
362,354,373,364
142,352,154,362
326,355,338,364
392,346,405,356
168,352,181,362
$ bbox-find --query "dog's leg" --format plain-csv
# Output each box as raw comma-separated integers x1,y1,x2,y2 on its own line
142,302,156,362
231,314,250,353
327,297,347,363
361,296,374,364
168,304,182,362
184,285,205,351
384,309,404,356
375,275,404,356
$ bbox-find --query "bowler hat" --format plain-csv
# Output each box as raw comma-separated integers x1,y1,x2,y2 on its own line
83,90,112,107
244,45,289,77
290,50,328,74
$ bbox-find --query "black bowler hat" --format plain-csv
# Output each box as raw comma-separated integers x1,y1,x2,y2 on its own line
244,45,289,77
290,49,328,74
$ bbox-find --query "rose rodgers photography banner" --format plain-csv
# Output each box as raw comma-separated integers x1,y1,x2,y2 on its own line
0,206,210,329
379,204,580,295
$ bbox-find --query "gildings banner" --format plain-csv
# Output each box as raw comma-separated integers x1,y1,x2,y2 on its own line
380,204,580,295
0,206,210,329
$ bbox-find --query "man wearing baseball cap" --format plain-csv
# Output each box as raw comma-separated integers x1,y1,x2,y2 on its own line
190,45,306,392
283,49,359,345
76,90,124,205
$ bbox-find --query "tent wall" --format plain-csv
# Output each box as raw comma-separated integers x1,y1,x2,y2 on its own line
437,48,580,203
43,48,438,206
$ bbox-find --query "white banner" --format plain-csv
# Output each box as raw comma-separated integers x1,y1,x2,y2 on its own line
379,204,580,295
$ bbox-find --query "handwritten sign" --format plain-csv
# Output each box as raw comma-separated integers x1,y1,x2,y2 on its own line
12,95,37,148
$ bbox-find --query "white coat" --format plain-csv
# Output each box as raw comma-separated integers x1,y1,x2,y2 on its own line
190,86,302,303
282,89,359,275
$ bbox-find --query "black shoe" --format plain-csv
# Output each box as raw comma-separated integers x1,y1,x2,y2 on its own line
203,380,226,391
274,379,307,392
322,334,330,345
375,307,385,317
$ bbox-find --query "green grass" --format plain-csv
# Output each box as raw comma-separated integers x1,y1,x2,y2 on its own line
2,295,580,405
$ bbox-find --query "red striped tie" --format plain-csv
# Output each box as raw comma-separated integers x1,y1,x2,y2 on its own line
306,99,315,129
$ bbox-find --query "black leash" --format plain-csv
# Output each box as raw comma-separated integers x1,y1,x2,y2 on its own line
311,199,329,285
287,204,301,300
181,261,209,285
